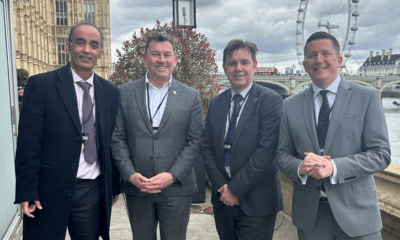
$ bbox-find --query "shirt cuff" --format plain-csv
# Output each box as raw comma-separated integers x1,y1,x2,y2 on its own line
329,159,338,184
298,163,308,185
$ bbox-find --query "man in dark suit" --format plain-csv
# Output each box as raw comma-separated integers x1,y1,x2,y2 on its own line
110,33,204,240
201,39,283,240
14,22,120,240
276,31,390,239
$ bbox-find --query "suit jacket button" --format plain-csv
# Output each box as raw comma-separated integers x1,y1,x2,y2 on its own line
149,156,154,160
67,191,72,197
317,186,321,191
76,136,81,141
71,164,76,170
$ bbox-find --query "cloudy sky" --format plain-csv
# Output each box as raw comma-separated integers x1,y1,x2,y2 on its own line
109,0,400,74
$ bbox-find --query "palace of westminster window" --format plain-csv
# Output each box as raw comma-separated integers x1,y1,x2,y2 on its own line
58,40,69,65
84,0,95,24
56,0,68,26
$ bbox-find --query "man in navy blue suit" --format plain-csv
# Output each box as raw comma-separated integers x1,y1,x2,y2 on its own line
202,39,283,240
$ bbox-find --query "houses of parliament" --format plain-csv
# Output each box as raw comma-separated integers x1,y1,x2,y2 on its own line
13,0,111,79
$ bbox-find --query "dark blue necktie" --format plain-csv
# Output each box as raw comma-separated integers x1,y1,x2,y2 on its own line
224,94,243,167
77,81,97,165
317,90,330,192
317,90,331,150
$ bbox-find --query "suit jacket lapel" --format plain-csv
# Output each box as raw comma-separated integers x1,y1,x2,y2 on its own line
157,79,179,131
218,91,231,151
94,74,109,143
56,64,81,134
231,84,258,150
324,78,352,154
301,86,321,153
134,77,154,134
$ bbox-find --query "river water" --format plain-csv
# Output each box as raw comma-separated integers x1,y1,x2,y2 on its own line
382,97,400,165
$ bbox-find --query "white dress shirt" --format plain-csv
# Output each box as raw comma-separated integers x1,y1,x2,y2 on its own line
145,74,172,128
71,68,101,179
298,75,341,191
224,82,253,178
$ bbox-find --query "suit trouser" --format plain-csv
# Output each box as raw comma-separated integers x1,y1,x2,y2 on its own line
213,204,277,240
297,200,382,240
125,193,191,240
68,176,104,240
21,177,103,240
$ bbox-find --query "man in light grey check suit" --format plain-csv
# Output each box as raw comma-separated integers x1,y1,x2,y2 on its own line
276,31,390,240
110,33,203,240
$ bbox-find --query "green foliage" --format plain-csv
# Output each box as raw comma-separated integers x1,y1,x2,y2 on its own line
109,21,222,118
17,68,29,88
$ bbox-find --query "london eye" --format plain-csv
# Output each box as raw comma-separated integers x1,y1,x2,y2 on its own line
296,0,359,72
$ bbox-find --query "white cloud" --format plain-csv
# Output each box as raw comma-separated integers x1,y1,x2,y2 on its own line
110,0,400,74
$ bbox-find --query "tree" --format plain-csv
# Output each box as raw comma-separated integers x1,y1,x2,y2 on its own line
109,21,222,118
17,68,29,88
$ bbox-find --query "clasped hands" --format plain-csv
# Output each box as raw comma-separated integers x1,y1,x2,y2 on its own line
218,184,239,207
129,172,174,194
299,152,334,179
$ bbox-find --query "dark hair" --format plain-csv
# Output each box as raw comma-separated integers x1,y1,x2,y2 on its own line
145,33,175,55
304,31,340,56
223,39,258,66
68,21,103,48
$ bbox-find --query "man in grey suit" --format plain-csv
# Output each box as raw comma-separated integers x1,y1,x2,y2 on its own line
110,33,203,240
276,31,390,239
202,39,283,240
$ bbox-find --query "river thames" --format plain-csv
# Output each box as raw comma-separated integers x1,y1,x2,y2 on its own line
383,97,400,165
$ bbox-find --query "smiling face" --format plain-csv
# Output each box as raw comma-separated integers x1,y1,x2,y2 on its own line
144,40,178,85
303,38,343,89
66,25,103,80
223,48,257,93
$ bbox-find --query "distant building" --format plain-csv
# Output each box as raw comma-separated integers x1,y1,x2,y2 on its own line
285,67,292,75
359,49,400,76
13,0,112,79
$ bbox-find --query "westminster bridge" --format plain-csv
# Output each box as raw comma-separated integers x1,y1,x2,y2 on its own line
216,75,400,96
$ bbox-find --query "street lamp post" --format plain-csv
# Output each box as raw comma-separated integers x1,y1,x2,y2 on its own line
172,0,196,29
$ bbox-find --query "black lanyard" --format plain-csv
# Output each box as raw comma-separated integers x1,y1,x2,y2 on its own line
146,82,171,125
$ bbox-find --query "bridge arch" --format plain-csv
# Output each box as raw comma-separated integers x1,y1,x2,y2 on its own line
254,79,289,95
381,79,400,92
295,81,312,92
347,79,375,89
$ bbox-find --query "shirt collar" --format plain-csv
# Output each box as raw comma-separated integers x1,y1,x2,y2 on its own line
145,73,172,89
230,82,253,100
71,67,94,86
312,74,341,98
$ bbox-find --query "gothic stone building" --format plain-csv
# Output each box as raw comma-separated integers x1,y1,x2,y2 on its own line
13,0,111,79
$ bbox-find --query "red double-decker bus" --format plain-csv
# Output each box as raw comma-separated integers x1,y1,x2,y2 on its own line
255,67,278,76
